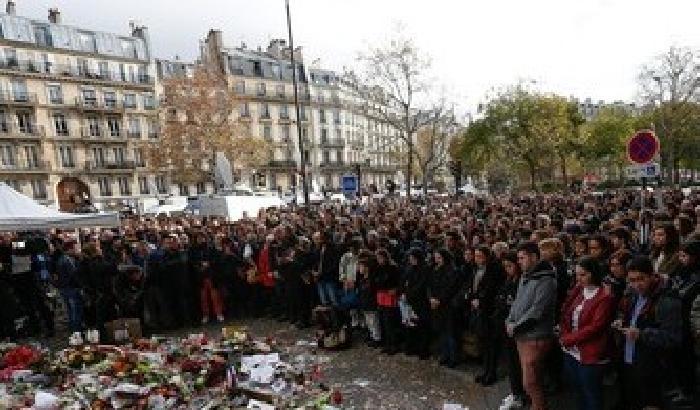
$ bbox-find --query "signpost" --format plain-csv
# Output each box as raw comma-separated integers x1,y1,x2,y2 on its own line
627,130,660,247
341,175,358,197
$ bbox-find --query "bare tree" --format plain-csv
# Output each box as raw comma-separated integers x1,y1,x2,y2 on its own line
347,31,433,196
149,65,269,189
414,104,458,195
638,46,700,185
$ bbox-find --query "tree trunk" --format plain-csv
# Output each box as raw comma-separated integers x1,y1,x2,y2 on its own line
560,155,568,189
407,137,414,197
529,164,536,191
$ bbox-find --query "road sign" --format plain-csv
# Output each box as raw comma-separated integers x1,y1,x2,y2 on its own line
626,162,660,179
341,175,357,194
627,130,659,164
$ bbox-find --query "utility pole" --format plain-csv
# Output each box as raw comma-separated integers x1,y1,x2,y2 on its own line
286,0,309,206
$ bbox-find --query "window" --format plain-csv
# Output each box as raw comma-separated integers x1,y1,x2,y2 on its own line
322,150,330,163
92,147,105,167
133,148,144,167
299,105,307,121
0,145,15,166
257,83,266,97
58,146,75,168
80,32,96,53
124,93,136,108
253,61,262,76
196,182,206,195
260,103,270,119
16,112,33,134
87,116,100,137
81,89,97,106
107,117,121,137
113,147,126,164
321,128,328,142
119,64,126,81
104,91,117,108
97,61,108,79
53,113,68,136
143,93,156,109
333,110,341,124
24,146,39,168
138,177,149,194
98,176,112,196
128,117,140,138
239,103,250,117
319,109,326,123
11,80,28,101
279,104,289,119
118,177,131,196
234,81,245,94
276,84,285,97
178,184,189,196
0,110,7,133
156,176,167,194
77,58,89,76
147,120,158,138
34,26,52,47
3,180,20,191
281,125,290,142
5,49,18,67
31,179,47,199
47,84,63,104
263,125,272,140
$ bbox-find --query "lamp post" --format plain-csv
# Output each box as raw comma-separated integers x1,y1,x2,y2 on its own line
285,0,309,206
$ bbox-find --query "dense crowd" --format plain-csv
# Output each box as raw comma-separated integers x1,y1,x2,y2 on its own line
2,190,700,410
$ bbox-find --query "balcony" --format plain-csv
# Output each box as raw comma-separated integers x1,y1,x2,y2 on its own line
318,138,345,147
0,123,45,138
0,59,155,86
266,159,297,169
0,160,49,173
148,131,159,139
319,160,346,169
127,130,142,139
143,101,158,110
80,126,125,140
273,138,292,147
0,91,38,106
84,160,136,172
75,97,124,112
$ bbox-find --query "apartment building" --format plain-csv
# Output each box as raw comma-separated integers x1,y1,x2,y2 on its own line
574,97,638,121
201,30,401,192
0,2,163,211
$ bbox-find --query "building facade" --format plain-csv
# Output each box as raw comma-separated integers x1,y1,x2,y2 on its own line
0,2,164,211
201,30,401,192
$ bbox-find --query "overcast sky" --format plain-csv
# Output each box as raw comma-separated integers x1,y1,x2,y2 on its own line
18,0,699,113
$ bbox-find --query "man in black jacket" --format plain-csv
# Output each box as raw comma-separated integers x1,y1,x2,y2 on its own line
313,231,341,307
615,256,682,410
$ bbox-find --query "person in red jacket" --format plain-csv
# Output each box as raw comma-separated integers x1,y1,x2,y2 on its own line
559,256,615,410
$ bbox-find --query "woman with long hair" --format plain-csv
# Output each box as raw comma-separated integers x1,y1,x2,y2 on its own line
560,256,615,410
651,222,680,277
375,247,401,355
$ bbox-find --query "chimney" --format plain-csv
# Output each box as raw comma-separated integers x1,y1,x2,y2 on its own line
48,8,61,24
6,0,15,15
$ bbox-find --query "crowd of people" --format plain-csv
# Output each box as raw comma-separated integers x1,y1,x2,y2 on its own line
1,190,700,410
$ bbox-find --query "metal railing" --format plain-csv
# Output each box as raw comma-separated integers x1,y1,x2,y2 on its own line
0,123,45,136
0,90,37,104
0,160,49,171
75,97,124,111
84,160,136,171
319,138,345,147
0,59,155,85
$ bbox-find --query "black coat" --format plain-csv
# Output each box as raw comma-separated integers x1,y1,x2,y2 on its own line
375,262,400,291
317,244,341,284
427,264,459,330
401,263,430,316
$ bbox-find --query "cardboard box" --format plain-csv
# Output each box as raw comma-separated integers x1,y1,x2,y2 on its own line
104,318,142,344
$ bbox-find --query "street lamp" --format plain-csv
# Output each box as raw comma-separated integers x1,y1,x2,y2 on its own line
285,0,309,206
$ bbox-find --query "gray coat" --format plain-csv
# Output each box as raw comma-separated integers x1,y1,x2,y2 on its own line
506,261,557,341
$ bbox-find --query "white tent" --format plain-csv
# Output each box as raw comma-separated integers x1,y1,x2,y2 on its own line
0,183,120,231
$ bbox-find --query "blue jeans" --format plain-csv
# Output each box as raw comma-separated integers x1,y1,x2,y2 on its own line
564,353,604,410
60,288,84,333
317,281,339,306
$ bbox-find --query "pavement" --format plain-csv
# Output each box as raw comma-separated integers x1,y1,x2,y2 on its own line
18,318,699,410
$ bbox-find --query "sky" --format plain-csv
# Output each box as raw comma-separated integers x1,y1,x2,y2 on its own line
16,0,700,114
